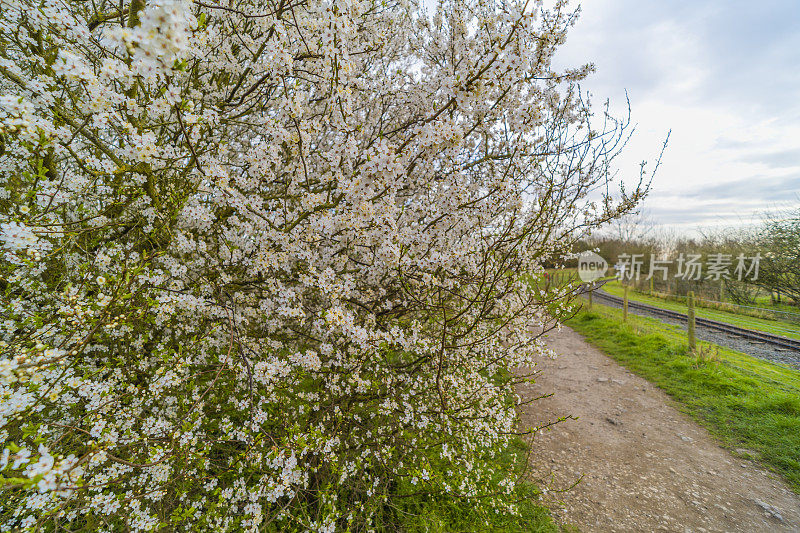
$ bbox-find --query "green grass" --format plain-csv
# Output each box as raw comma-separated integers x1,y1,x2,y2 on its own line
602,280,800,340
567,303,800,493
389,438,560,532
753,294,799,311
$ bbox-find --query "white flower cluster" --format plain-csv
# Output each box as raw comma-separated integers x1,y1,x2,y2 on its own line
0,221,37,252
0,95,36,135
108,0,197,77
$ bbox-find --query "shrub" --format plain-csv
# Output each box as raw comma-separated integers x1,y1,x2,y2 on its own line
0,0,647,529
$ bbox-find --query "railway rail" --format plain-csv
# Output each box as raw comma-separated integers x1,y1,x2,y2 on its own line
590,289,800,353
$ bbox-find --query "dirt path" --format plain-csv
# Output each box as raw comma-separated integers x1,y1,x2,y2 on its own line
516,325,800,532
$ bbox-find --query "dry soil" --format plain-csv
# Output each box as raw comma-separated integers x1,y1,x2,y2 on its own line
516,325,800,532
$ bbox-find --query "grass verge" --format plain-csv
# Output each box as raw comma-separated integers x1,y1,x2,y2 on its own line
389,438,559,532
567,303,800,494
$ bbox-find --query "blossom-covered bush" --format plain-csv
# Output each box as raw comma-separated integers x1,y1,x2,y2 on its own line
0,0,648,530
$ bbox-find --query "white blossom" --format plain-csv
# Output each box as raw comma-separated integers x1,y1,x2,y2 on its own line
0,0,646,529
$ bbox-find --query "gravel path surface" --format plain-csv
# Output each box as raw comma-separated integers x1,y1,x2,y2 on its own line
516,325,800,532
591,291,800,369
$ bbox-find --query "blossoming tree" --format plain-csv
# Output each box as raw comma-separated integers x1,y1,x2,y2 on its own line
0,0,650,529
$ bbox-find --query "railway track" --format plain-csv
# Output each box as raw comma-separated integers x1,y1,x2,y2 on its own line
591,289,800,353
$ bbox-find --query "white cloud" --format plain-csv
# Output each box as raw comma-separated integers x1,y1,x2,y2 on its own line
552,0,800,234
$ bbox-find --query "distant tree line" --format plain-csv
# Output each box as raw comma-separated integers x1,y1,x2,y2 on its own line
571,207,800,307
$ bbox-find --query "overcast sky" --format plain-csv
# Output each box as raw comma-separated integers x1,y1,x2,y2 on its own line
553,0,800,234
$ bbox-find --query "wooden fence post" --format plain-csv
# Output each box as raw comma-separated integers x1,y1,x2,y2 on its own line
687,290,696,352
623,285,629,322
